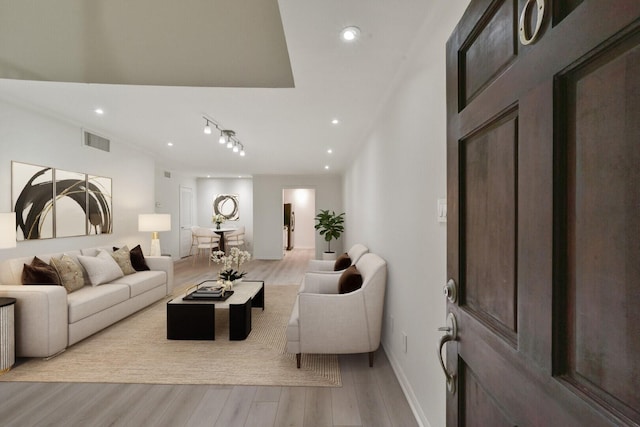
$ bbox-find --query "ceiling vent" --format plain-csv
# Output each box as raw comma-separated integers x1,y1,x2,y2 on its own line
83,130,110,152
164,171,171,178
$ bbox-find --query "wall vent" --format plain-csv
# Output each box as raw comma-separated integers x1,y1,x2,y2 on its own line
164,171,171,178
83,131,110,152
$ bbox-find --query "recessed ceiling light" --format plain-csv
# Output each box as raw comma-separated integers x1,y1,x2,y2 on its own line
340,26,360,42
167,142,173,147
331,118,339,125
327,149,333,154
207,175,211,178
325,165,330,170
94,108,104,115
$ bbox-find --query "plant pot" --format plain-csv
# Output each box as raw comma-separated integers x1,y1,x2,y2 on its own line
322,251,337,261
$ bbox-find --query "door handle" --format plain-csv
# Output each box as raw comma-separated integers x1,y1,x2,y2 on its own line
437,312,458,394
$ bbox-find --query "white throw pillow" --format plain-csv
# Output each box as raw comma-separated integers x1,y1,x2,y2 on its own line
78,249,124,286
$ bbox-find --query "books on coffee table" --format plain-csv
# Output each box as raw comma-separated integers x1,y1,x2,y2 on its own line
195,286,223,295
182,284,234,301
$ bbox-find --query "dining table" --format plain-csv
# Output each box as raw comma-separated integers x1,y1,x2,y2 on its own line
211,226,236,253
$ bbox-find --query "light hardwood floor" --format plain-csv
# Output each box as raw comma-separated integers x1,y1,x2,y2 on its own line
0,249,418,427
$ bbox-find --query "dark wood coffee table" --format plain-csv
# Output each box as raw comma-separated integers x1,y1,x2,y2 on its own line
166,280,264,340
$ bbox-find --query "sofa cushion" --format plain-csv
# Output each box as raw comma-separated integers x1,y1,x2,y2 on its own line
333,253,351,271
50,254,87,293
77,250,124,286
22,257,61,286
110,246,136,275
338,265,363,294
109,271,166,297
67,284,130,323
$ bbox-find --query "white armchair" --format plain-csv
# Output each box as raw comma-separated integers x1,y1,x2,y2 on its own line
286,252,387,368
306,243,369,273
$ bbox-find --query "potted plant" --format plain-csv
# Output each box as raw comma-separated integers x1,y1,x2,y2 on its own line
211,247,251,290
314,209,345,260
212,213,226,230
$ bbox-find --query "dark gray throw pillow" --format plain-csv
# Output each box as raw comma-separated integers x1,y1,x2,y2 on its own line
22,256,61,286
334,252,352,271
338,265,363,294
129,244,150,271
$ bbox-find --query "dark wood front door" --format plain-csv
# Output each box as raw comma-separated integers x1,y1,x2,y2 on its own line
446,0,640,425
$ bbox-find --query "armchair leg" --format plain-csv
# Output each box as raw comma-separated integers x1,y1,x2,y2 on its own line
369,351,374,368
296,353,301,369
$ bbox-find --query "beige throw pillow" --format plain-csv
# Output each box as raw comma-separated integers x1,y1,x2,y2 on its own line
50,254,86,293
111,246,136,275
78,250,124,286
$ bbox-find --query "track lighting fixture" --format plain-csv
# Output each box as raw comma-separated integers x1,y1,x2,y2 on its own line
203,119,212,135
202,117,246,156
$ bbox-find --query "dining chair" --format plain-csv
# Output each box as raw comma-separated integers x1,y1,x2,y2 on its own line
192,227,220,266
225,226,246,251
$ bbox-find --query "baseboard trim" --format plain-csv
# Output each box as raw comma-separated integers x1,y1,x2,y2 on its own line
382,343,430,427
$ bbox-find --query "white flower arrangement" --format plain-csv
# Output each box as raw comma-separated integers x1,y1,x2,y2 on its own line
211,247,252,282
212,214,226,225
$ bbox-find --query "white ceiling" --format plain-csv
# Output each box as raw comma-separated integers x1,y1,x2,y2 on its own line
0,1,435,177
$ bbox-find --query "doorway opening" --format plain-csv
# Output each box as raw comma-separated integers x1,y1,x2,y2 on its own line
283,188,316,255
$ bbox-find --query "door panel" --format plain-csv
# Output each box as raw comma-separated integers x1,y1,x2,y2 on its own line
460,0,518,108
560,32,640,422
461,109,518,342
462,363,516,427
447,1,640,425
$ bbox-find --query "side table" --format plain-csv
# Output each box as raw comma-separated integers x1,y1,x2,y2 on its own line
0,297,16,374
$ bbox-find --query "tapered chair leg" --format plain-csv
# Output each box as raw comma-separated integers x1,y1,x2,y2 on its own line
369,351,374,367
296,353,301,369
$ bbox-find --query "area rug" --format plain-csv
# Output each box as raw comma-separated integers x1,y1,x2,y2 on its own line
0,284,341,387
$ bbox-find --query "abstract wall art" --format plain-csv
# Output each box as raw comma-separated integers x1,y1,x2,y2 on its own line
213,194,239,221
12,161,113,240
12,162,54,240
87,175,112,235
55,169,88,238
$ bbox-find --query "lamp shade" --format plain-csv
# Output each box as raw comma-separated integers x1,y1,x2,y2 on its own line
0,213,17,249
138,214,171,232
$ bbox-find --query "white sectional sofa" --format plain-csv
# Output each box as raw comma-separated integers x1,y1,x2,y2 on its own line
0,246,174,358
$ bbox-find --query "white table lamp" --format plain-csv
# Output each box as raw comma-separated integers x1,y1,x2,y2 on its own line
138,214,171,256
0,213,17,249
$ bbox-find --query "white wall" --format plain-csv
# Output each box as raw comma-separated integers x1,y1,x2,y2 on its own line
283,188,315,249
196,178,254,252
253,174,342,260
343,3,469,427
0,98,157,260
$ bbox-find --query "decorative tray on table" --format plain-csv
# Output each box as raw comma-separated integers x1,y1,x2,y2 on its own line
183,282,234,301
